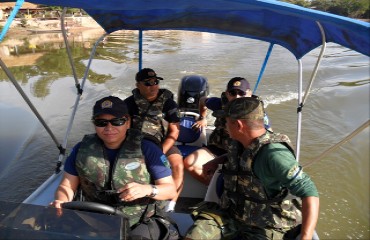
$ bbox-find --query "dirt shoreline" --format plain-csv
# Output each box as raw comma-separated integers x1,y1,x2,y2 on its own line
1,17,369,39
4,26,101,38
0,16,370,38
1,17,102,38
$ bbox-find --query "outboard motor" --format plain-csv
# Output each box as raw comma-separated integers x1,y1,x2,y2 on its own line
177,75,209,157
178,75,209,113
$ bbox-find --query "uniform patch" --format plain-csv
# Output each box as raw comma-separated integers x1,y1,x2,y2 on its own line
101,100,113,109
287,165,302,179
160,154,171,168
125,161,141,171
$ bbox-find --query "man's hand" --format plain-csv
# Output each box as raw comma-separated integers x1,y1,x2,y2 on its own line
117,182,151,202
202,154,227,183
192,118,207,131
49,200,64,217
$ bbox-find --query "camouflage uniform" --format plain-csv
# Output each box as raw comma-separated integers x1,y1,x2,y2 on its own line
208,93,231,150
251,94,271,130
187,131,302,239
75,129,153,226
131,88,174,145
208,94,270,150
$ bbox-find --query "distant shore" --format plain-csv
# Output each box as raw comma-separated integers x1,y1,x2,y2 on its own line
0,16,102,38
1,16,368,39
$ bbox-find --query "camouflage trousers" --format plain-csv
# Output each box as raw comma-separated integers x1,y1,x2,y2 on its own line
185,202,290,240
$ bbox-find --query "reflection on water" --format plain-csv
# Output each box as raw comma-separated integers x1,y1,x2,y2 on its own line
0,29,369,239
0,103,38,172
336,79,369,87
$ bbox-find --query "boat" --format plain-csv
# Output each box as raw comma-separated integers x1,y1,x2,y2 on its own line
0,0,369,239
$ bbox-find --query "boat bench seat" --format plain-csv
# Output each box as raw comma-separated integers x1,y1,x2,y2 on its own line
176,115,205,158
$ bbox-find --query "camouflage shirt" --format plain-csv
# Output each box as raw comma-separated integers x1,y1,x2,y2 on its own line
130,88,176,144
75,129,153,226
208,92,231,150
220,131,303,231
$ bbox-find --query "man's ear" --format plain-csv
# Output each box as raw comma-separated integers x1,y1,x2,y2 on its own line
236,119,244,131
126,116,131,128
135,82,139,88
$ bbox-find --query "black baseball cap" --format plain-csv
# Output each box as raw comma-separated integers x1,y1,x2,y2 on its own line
93,96,128,118
135,68,164,82
227,77,250,92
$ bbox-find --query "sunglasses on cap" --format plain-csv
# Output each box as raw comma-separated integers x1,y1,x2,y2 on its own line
93,117,128,127
142,79,160,86
228,89,246,97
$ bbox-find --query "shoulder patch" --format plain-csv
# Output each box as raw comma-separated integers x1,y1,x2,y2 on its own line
160,154,171,168
287,165,302,179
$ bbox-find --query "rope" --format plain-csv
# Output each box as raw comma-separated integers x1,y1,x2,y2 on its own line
0,0,24,42
253,43,274,94
303,120,369,167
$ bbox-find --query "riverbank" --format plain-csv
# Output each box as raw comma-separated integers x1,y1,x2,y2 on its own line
1,16,368,39
0,16,102,38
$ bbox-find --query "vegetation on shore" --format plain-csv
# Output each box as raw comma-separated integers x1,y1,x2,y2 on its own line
44,1,369,19
1,0,368,35
281,0,369,19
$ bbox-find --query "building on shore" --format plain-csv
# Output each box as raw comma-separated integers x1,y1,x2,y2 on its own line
0,2,41,20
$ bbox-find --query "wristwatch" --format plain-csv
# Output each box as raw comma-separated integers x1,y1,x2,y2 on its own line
148,184,158,198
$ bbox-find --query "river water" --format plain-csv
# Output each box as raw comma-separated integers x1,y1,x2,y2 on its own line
0,29,369,239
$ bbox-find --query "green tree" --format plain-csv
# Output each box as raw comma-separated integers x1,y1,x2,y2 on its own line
282,0,369,18
310,0,369,18
280,0,311,8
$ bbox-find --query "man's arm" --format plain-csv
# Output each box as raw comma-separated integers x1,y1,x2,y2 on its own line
161,98,181,153
192,96,208,130
254,143,319,239
117,140,176,201
203,153,227,176
117,175,176,201
50,172,80,208
300,196,319,240
153,175,177,200
50,143,81,208
162,122,180,154
198,96,208,119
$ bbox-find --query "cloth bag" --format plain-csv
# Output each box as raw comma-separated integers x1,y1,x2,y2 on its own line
129,204,180,240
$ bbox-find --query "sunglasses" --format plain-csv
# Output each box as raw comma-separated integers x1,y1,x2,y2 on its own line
228,90,246,97
142,79,160,86
93,117,128,127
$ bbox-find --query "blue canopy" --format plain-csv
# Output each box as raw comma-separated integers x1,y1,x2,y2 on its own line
8,0,370,58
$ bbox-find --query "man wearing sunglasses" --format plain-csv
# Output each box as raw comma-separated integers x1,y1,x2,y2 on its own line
50,96,176,227
124,68,183,213
184,77,272,185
